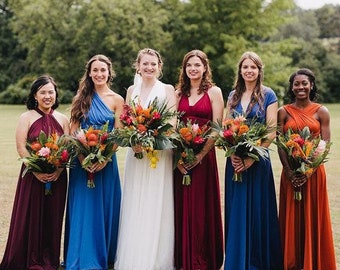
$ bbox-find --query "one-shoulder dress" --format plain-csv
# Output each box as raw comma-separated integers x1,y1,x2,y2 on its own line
114,80,174,270
0,108,67,270
224,87,283,270
279,103,336,270
174,92,224,270
63,93,122,269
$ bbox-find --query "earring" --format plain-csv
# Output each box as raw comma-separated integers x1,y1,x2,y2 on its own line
35,99,38,107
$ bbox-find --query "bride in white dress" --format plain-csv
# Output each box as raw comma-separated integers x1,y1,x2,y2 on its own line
114,48,176,270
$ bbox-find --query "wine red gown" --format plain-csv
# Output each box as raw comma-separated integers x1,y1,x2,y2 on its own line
0,108,67,270
174,92,224,270
279,103,336,270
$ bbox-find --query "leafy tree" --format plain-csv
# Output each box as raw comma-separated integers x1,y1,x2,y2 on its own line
315,5,340,39
0,0,27,91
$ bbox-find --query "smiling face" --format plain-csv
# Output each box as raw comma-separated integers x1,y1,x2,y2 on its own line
185,56,206,81
34,82,56,112
138,53,160,80
292,74,313,100
89,60,110,87
240,58,259,83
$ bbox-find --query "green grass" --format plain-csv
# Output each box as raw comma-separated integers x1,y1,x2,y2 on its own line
0,104,339,266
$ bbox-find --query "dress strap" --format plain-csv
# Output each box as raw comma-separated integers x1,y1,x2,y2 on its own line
34,107,54,116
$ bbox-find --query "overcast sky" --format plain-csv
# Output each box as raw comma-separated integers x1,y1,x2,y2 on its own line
295,0,340,9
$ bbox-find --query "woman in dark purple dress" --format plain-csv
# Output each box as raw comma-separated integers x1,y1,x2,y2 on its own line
174,50,224,270
0,75,70,270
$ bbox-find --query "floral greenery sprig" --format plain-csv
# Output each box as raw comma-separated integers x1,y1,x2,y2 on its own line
212,112,273,182
71,121,116,188
21,131,77,195
172,119,210,185
112,97,179,168
276,126,331,200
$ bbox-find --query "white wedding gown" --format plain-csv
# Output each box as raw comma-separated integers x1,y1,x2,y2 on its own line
114,80,174,270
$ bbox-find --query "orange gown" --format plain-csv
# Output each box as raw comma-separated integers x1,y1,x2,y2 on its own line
279,103,336,270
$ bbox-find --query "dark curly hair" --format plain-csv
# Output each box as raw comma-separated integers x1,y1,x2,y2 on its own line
287,68,318,102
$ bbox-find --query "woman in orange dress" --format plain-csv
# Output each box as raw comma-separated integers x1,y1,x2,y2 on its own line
278,68,336,270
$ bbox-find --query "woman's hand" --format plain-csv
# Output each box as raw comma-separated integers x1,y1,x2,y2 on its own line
33,168,64,183
177,163,187,175
85,160,108,173
177,153,203,174
286,170,308,188
231,155,255,173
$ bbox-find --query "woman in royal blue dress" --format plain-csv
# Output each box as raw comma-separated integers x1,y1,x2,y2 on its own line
0,75,69,269
63,54,124,269
224,51,283,270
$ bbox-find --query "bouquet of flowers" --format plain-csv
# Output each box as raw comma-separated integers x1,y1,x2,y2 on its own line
276,126,331,200
212,113,273,182
173,119,210,185
21,131,77,195
112,97,178,168
72,121,116,188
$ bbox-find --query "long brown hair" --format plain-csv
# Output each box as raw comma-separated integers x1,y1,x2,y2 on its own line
176,49,214,96
70,54,115,123
229,51,264,112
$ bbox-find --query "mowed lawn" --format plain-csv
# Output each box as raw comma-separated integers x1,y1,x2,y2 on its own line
0,104,339,267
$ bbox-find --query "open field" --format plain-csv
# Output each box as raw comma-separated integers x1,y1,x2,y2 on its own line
0,104,339,267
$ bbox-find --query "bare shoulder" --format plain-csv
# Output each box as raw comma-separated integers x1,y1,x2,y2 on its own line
278,106,287,115
110,90,124,103
164,83,175,92
317,104,330,118
208,85,223,97
53,110,69,121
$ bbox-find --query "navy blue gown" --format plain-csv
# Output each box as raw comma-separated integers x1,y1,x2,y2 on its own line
64,93,121,269
224,87,283,270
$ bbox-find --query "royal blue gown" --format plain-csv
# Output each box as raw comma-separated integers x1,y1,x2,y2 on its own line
64,93,121,269
224,87,283,270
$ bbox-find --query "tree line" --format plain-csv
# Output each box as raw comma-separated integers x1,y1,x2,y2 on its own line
0,0,339,104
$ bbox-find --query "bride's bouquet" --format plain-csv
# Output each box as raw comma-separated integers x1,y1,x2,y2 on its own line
72,121,116,188
212,113,273,182
22,131,77,195
172,119,210,185
276,127,331,200
112,97,178,168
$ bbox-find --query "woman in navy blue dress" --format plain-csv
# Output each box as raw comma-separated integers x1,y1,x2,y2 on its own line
224,51,283,270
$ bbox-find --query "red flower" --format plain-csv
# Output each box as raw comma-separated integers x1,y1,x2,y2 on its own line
223,129,233,139
293,136,305,147
152,111,161,120
61,149,69,162
193,136,204,144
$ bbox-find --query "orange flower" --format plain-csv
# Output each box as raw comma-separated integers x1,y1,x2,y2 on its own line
136,115,145,124
30,141,42,151
137,124,147,133
289,133,300,140
179,127,193,142
304,140,313,157
45,142,59,151
238,124,249,135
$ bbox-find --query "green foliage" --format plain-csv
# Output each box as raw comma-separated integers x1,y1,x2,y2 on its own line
1,0,340,104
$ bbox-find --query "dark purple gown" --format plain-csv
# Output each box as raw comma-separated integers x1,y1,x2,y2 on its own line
174,92,224,270
0,108,67,270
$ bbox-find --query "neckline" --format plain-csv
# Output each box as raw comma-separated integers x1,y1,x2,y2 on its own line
188,92,205,107
35,107,53,116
